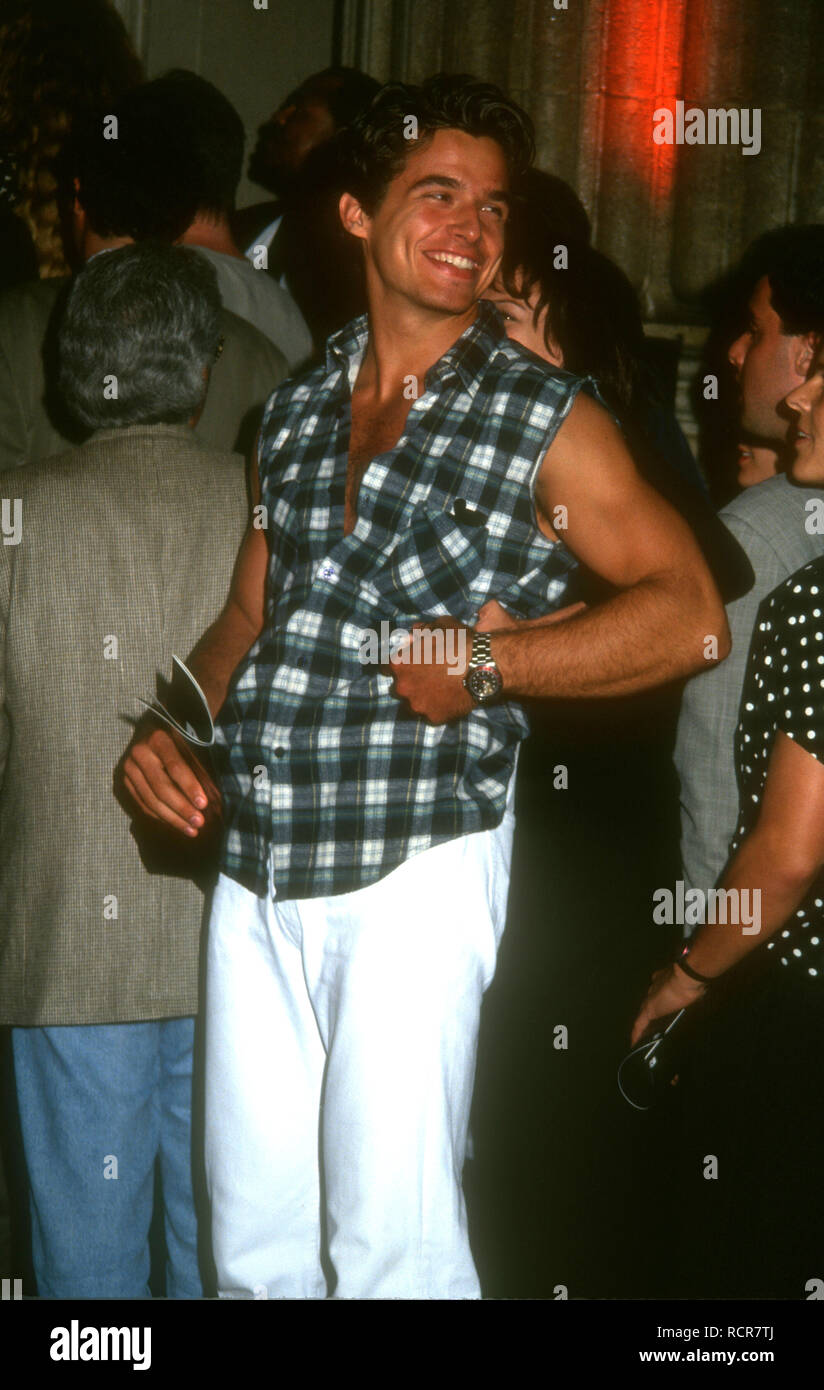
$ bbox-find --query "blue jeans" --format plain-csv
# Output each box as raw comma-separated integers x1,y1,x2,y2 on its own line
11,1018,202,1298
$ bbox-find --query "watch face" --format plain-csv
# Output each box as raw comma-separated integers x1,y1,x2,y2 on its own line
465,662,503,703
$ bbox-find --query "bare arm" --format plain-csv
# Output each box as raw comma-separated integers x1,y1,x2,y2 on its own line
390,393,729,721
121,455,268,835
631,731,824,1043
492,393,729,698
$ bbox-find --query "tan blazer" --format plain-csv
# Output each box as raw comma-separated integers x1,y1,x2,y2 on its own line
0,424,248,1025
0,277,289,470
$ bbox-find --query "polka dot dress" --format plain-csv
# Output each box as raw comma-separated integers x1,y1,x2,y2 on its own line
731,556,824,979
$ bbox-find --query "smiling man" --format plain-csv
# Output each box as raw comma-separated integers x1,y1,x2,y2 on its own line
123,75,725,1299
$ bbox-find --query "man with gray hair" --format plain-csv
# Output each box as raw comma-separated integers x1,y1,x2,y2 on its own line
0,243,248,1298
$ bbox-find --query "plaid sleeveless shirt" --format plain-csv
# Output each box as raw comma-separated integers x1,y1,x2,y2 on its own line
217,300,590,899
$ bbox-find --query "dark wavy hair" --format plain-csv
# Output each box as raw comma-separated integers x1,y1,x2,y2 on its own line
342,73,535,213
736,225,824,338
146,70,246,217
66,80,208,244
500,186,644,419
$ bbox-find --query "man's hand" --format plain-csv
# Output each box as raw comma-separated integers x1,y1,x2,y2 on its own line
630,963,705,1047
120,724,221,838
477,599,520,632
387,617,473,723
386,601,589,722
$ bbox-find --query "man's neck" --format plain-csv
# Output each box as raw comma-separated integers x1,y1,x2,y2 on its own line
82,231,132,261
356,290,479,402
179,215,244,259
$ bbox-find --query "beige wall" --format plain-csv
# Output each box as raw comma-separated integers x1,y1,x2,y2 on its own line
114,0,337,208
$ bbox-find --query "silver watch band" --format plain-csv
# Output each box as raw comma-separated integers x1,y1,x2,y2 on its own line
469,631,492,667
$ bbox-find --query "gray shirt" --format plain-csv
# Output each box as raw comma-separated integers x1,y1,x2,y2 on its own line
675,473,823,894
193,246,312,372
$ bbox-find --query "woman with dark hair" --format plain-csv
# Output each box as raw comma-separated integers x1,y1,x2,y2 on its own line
486,179,703,497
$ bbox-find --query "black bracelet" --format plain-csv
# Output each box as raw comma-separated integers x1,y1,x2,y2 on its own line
675,953,715,986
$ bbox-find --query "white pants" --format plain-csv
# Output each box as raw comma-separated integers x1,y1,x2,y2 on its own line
204,805,515,1299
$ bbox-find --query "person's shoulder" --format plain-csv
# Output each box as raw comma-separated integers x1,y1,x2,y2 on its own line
0,275,67,337
202,248,287,306
0,441,87,503
763,552,824,616
482,336,585,404
260,356,329,423
0,276,66,313
219,305,288,376
173,433,247,483
719,474,822,575
720,473,818,529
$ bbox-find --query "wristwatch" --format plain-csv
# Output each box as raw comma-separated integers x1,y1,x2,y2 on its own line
463,631,503,705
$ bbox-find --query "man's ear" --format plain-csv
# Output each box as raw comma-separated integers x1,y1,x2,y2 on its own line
339,191,370,241
794,331,818,378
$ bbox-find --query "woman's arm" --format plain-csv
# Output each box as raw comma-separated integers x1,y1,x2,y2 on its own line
631,730,824,1044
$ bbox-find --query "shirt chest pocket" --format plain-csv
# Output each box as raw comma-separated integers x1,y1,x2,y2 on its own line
367,502,490,621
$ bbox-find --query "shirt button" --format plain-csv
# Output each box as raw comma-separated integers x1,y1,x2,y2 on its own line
296,656,307,668
318,561,337,581
274,747,285,758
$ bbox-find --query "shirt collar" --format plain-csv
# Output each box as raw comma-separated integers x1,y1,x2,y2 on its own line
324,298,508,397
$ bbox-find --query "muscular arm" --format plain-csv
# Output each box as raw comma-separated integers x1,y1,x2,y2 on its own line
121,455,268,834
391,393,729,721
631,731,824,1042
492,393,729,698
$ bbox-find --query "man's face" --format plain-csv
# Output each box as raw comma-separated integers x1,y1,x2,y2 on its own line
735,441,779,489
248,80,337,192
786,341,824,486
727,276,808,443
346,129,510,318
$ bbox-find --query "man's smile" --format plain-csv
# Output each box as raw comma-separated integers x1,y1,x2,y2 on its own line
424,249,481,278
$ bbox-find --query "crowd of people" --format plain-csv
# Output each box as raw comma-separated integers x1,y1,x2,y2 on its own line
0,2,823,1303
